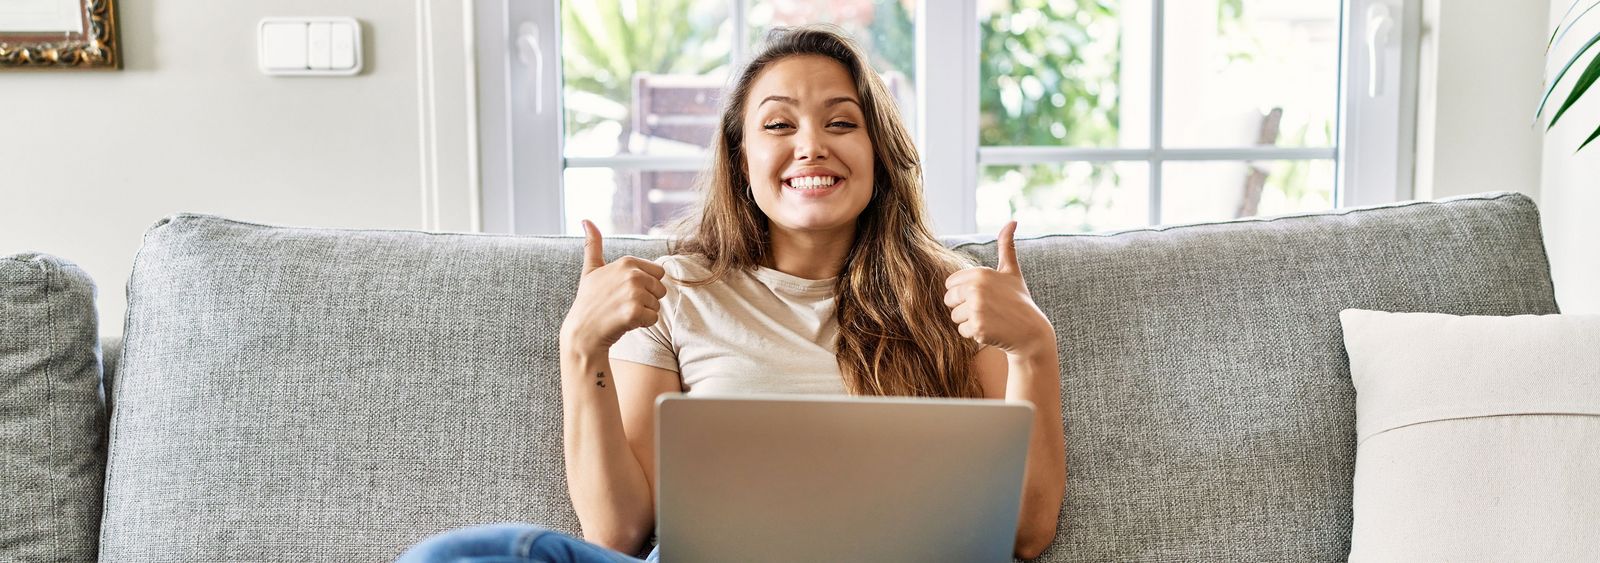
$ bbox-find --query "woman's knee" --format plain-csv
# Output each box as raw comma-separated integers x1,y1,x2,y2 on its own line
396,523,562,563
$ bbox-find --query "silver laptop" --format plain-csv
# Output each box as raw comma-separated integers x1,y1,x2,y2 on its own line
655,394,1034,563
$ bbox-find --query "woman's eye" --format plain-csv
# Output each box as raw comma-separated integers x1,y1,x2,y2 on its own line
829,121,859,129
763,122,792,130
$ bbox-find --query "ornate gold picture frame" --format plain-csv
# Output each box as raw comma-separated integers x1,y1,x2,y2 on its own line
0,0,119,69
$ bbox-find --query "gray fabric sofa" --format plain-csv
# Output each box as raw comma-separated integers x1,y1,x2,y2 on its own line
1,192,1559,562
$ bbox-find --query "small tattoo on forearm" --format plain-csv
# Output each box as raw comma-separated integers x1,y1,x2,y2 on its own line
595,371,606,388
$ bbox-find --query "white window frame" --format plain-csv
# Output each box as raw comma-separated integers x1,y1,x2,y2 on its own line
1339,0,1420,207
476,0,563,234
477,0,1418,235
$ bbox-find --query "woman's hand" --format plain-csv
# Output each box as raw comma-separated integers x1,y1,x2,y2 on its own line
559,220,668,357
942,221,1055,359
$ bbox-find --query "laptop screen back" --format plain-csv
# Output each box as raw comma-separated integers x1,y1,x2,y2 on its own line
656,394,1033,563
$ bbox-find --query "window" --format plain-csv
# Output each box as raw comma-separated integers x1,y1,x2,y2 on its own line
973,1,1340,234
477,0,1416,235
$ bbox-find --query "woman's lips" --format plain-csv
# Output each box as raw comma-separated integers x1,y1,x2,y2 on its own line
783,177,844,198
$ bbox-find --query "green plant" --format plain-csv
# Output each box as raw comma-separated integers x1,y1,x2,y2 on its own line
562,0,726,147
977,0,1121,226
1538,0,1600,152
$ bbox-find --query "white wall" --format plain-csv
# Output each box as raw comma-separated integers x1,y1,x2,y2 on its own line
1412,0,1596,311
1542,0,1600,313
4,0,1590,330
0,0,479,335
1413,0,1547,201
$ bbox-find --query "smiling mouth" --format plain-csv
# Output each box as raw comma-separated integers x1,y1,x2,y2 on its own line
784,176,842,190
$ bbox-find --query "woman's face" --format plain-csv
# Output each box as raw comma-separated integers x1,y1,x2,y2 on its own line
742,55,875,238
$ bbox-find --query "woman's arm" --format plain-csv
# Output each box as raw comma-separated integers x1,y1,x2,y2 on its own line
948,221,1066,559
559,351,678,554
976,345,1065,560
559,221,677,554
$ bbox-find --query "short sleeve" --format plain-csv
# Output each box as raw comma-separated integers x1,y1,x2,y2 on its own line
608,258,680,372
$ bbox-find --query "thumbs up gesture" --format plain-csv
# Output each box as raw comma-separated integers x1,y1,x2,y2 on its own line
558,220,669,355
943,221,1055,359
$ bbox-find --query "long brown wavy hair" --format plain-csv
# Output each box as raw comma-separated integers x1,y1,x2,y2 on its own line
669,25,982,398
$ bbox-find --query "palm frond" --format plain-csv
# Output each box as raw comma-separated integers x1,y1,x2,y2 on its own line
1551,0,1600,54
1548,42,1600,129
1535,29,1600,121
1579,121,1600,152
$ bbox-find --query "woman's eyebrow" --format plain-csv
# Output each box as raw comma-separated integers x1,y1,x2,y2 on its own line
759,95,798,108
758,95,862,109
825,97,863,109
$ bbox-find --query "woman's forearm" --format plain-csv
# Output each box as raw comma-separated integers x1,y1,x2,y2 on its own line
1007,348,1067,560
560,346,654,554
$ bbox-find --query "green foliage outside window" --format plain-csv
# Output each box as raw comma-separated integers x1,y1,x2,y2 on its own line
976,0,1121,226
561,0,727,152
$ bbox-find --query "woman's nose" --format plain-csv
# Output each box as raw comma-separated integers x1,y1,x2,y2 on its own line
793,128,829,161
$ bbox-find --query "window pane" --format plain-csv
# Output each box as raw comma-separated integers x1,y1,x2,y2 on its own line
1162,1,1340,148
747,0,919,127
1160,159,1335,225
978,0,1135,148
978,162,1149,234
563,166,702,236
562,0,732,158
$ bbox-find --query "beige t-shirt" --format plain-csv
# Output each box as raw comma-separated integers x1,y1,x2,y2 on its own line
608,254,851,396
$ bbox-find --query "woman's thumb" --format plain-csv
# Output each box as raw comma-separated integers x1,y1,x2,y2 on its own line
582,220,605,274
997,220,1021,275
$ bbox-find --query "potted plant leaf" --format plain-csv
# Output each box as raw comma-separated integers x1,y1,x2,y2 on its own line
1539,0,1600,152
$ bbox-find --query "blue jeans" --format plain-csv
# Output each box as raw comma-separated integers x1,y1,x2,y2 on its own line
397,523,662,563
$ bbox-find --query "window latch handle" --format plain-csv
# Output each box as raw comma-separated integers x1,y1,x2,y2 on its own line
516,21,545,114
1366,3,1394,98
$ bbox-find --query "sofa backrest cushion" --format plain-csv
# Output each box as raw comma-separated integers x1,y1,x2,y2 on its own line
104,219,670,561
957,192,1557,560
1,253,107,563
102,192,1558,561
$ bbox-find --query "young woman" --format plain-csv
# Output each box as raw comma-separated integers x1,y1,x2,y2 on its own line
399,25,1065,563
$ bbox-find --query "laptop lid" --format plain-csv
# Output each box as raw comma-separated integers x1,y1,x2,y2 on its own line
656,394,1034,563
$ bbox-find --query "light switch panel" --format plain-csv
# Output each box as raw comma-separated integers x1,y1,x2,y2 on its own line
258,17,363,76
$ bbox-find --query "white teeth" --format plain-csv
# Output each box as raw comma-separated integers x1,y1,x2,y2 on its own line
787,176,837,190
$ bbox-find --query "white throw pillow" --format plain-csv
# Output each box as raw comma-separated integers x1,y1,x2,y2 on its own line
1339,309,1600,562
